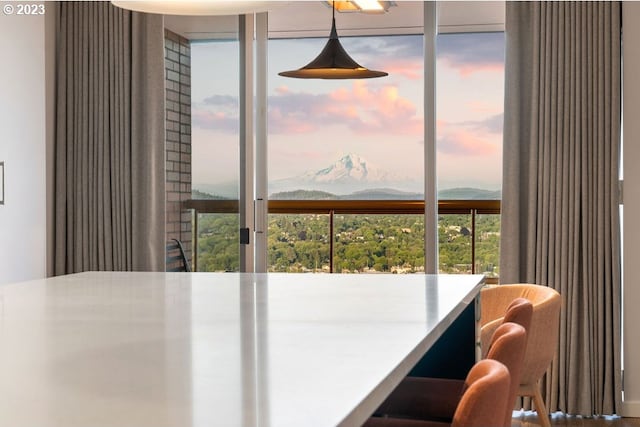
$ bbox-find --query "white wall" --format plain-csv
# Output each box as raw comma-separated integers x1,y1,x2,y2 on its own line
623,2,640,417
0,7,47,285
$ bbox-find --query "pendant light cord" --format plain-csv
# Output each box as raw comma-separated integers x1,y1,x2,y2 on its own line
330,0,338,40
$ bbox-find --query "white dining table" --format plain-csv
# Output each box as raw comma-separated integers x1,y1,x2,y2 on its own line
0,272,484,427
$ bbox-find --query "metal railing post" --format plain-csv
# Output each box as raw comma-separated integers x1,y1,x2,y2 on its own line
330,210,335,273
471,208,476,274
193,209,199,272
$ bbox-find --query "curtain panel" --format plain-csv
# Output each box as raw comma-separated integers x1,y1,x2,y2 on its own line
54,2,165,273
501,1,622,416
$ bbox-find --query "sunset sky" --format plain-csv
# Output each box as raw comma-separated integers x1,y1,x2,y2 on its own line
191,31,504,195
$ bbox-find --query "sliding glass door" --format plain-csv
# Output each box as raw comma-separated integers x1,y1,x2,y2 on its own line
190,22,241,272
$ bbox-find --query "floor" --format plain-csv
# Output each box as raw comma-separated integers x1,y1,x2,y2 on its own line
512,411,640,427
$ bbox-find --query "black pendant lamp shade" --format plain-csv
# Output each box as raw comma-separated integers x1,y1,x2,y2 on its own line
278,7,388,79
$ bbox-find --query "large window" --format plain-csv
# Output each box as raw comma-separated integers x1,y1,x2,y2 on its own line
188,7,505,276
191,38,241,271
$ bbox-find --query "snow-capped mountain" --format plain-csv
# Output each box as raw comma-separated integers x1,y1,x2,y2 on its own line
193,154,500,199
270,153,420,195
300,154,396,184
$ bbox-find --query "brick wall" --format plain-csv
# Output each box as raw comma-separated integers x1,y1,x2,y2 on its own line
165,30,192,270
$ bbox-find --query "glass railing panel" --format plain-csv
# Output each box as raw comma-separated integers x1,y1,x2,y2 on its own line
195,213,240,272
333,214,425,274
188,200,501,278
267,214,331,273
438,213,472,274
474,213,501,279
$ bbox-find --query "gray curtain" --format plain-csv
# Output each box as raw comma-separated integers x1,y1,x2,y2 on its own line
55,2,165,273
501,1,621,415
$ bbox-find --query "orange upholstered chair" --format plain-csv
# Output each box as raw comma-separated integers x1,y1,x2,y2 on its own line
371,322,527,427
480,284,561,427
364,359,511,427
372,298,532,427
484,322,528,427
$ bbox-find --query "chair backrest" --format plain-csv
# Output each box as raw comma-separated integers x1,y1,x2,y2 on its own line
485,322,528,427
502,297,533,333
166,238,191,272
481,297,533,356
480,284,561,386
452,359,510,427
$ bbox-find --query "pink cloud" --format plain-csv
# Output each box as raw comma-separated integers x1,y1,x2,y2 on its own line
269,81,423,136
269,108,317,134
438,129,499,157
465,101,503,115
450,62,504,77
194,80,501,152
436,32,505,78
436,113,503,157
275,85,291,95
192,109,238,132
376,59,423,80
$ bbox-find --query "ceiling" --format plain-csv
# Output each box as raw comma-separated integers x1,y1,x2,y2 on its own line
164,1,505,40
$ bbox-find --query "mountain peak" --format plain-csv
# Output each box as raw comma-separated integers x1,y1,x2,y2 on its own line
269,153,421,195
307,153,386,183
339,153,364,165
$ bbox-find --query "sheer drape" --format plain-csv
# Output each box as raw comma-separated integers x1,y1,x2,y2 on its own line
501,1,621,416
54,2,165,273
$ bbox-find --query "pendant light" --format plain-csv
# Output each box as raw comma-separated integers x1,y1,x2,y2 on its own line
278,3,388,79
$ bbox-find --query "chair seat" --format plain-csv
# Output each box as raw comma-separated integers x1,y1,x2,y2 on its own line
365,359,511,427
373,299,532,427
373,377,463,421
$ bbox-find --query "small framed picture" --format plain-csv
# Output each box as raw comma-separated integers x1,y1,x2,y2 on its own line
0,161,4,205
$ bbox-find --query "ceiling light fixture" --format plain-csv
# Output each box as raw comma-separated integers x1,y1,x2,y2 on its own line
110,1,282,16
352,0,384,11
278,2,388,79
329,1,360,12
329,0,390,13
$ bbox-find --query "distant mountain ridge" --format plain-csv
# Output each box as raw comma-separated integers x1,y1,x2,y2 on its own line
271,188,422,200
437,188,501,200
270,188,500,200
191,189,231,200
192,187,500,200
193,154,501,200
271,190,339,200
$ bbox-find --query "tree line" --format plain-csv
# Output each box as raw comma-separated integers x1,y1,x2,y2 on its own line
194,213,500,276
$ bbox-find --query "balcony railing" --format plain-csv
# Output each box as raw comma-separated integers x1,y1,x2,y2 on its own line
185,199,500,282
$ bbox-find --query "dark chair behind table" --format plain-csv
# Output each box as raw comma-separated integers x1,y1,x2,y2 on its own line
166,238,191,272
372,298,532,427
364,359,511,427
